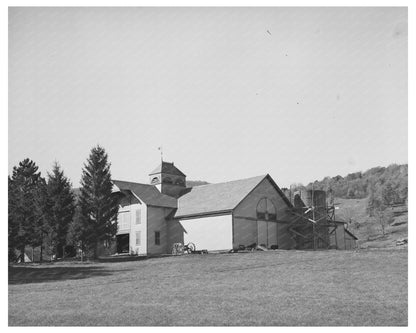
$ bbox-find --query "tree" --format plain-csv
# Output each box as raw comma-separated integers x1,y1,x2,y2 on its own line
77,146,119,259
32,178,50,261
382,182,399,206
367,186,395,237
45,162,76,258
373,208,394,236
352,221,361,231
8,159,45,262
67,205,89,260
8,177,19,262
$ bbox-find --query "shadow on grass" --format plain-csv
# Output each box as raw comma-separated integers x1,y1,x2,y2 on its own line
8,264,131,285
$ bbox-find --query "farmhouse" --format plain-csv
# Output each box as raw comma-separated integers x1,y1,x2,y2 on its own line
109,161,357,256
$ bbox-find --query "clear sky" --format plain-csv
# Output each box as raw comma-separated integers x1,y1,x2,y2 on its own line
8,7,408,188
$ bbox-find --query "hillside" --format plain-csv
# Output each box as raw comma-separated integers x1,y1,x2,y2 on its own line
302,163,408,202
335,197,408,248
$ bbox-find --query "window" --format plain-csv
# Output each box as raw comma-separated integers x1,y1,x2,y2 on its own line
118,211,131,230
256,198,277,221
135,209,141,225
257,212,266,220
136,231,141,246
151,177,160,184
163,177,173,184
175,179,184,186
155,231,160,245
268,213,277,221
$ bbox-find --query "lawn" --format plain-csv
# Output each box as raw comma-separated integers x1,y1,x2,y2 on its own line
9,249,408,326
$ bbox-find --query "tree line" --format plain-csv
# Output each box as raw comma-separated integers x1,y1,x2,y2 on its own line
8,145,119,263
309,164,408,229
289,164,408,203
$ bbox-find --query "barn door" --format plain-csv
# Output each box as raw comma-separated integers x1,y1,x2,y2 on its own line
116,234,130,253
267,222,278,248
257,221,268,247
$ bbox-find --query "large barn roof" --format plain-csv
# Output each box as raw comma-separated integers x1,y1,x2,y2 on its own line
112,180,177,208
175,174,291,219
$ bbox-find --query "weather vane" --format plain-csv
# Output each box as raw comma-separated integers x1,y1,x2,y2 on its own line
158,146,163,162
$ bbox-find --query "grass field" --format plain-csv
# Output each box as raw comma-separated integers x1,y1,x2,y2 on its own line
9,249,407,326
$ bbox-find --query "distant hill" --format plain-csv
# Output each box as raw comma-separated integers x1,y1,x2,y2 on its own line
290,163,408,203
186,180,210,188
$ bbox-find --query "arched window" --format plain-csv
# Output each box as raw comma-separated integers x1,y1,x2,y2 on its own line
151,176,160,184
256,198,277,221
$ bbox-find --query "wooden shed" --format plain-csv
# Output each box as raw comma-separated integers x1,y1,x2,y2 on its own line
329,221,358,250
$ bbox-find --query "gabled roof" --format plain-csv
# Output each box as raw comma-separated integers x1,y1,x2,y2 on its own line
333,221,358,240
344,228,358,240
149,161,186,177
175,174,291,219
112,180,177,208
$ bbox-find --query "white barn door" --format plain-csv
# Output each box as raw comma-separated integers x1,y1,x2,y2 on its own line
180,215,233,251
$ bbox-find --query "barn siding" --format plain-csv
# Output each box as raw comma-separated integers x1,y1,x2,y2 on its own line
233,177,294,249
167,219,185,254
233,217,257,247
335,225,346,250
329,228,337,248
146,206,171,255
344,231,357,250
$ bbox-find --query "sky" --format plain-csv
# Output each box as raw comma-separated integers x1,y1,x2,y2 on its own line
8,7,408,188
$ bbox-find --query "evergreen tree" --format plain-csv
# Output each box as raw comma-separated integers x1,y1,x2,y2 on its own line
8,177,19,262
45,162,76,258
78,146,119,259
32,177,49,261
8,159,45,262
67,205,90,260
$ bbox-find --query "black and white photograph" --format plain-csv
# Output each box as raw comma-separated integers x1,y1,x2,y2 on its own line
6,3,410,327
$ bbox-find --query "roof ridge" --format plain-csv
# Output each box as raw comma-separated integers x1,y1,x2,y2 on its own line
113,179,153,187
190,174,267,189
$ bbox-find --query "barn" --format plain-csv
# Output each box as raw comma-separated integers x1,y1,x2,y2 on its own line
109,161,357,256
173,175,294,251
